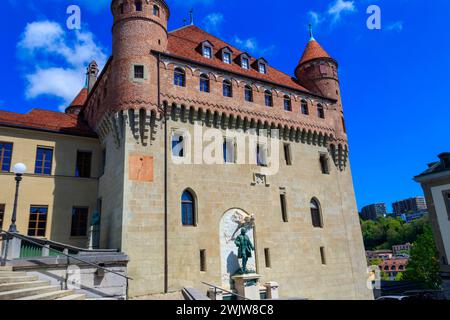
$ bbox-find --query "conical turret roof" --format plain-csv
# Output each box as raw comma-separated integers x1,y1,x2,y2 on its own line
298,38,332,66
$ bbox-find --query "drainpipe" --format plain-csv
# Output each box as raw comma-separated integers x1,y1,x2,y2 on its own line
157,53,169,294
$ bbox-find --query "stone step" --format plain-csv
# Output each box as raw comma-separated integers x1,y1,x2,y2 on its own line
0,266,12,271
16,290,75,301
55,293,86,300
0,271,27,277
0,280,50,292
0,275,39,284
0,285,60,300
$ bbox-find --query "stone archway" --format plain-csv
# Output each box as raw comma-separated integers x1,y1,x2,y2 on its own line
219,208,256,289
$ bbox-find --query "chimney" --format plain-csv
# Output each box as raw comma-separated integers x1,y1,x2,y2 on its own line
438,152,450,169
87,61,99,93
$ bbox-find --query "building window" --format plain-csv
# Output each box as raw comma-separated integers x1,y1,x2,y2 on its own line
174,68,186,87
135,0,142,11
0,204,4,230
311,198,323,228
242,57,249,69
35,147,53,175
119,3,124,14
257,144,267,167
284,144,292,166
223,138,236,164
181,190,196,226
71,207,89,237
445,191,450,220
264,248,271,268
75,151,92,178
259,62,267,74
264,90,273,107
244,85,253,102
172,133,185,158
301,100,309,115
283,96,292,111
134,65,144,79
320,247,327,265
320,154,329,174
153,5,160,16
101,149,106,176
223,80,232,97
223,52,231,64
199,74,210,93
280,193,288,222
203,46,212,59
317,104,325,119
0,142,13,172
342,117,347,133
28,206,48,237
200,249,207,272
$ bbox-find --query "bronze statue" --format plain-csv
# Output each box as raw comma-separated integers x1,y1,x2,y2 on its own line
234,228,255,274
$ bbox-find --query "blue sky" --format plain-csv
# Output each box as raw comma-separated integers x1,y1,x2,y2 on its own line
0,0,449,212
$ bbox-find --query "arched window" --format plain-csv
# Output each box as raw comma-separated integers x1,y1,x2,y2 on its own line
391,266,396,271
310,198,323,228
301,100,309,115
264,90,273,107
174,68,186,87
181,190,196,226
135,0,142,11
244,85,253,102
223,80,232,97
283,95,291,111
399,265,404,271
384,266,389,271
153,5,160,16
199,74,210,93
317,104,325,119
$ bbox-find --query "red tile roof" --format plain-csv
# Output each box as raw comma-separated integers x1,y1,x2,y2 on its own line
167,25,312,94
0,109,96,137
70,88,88,107
298,39,332,66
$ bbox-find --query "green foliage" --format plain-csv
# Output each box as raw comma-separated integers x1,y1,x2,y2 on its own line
403,225,442,289
394,272,404,281
361,215,429,250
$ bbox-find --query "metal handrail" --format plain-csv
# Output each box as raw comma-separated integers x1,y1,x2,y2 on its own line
202,281,251,300
1,229,132,281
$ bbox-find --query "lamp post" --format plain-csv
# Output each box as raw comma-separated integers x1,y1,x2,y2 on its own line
8,163,27,233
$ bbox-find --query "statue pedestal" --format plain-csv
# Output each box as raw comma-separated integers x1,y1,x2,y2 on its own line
232,273,261,300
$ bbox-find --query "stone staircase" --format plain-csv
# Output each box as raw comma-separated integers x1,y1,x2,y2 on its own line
0,266,85,300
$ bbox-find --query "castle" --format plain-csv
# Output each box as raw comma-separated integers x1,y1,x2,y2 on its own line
0,0,373,299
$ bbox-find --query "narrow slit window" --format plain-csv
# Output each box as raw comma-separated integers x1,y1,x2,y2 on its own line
320,247,327,265
280,193,288,222
320,154,329,174
264,248,271,268
0,204,5,230
200,249,207,272
284,144,292,166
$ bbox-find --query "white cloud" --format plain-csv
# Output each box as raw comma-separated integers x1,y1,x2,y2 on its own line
233,37,275,57
386,21,404,33
328,0,356,22
308,11,324,26
203,13,224,34
17,20,107,110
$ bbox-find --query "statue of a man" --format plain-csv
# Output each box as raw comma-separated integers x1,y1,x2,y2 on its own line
234,228,255,274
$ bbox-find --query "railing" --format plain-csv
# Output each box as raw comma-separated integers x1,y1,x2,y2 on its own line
202,281,251,300
1,229,132,298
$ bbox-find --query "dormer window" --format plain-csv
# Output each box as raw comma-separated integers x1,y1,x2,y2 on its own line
203,46,212,59
256,58,268,74
223,52,231,64
242,57,249,69
201,41,214,59
220,47,233,64
239,53,251,70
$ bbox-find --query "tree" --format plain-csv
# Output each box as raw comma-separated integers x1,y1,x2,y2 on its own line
403,225,442,289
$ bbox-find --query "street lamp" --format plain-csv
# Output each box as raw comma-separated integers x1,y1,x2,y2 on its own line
8,163,27,233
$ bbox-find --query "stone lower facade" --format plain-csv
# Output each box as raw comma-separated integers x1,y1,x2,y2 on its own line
97,110,372,300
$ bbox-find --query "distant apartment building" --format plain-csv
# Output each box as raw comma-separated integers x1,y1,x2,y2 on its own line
414,152,450,288
392,197,427,215
367,250,393,261
361,203,387,220
378,258,409,280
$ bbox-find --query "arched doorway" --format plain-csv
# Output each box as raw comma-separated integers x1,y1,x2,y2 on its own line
219,208,256,289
